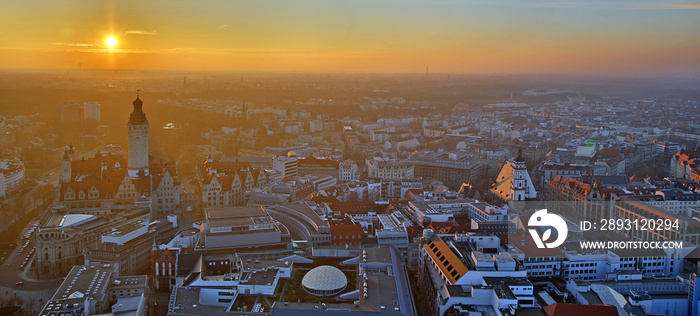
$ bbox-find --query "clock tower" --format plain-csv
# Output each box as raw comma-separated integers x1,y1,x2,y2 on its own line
127,90,149,178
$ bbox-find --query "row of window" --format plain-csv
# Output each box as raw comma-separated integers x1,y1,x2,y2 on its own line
333,234,360,240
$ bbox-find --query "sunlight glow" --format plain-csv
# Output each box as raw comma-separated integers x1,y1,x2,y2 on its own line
106,37,117,48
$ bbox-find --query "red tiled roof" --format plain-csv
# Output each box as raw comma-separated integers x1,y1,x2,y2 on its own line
310,196,340,204
596,148,621,158
132,176,152,195
71,154,127,180
60,177,123,200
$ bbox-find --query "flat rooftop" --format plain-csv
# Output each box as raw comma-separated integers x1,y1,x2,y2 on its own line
112,275,148,290
206,206,270,228
40,298,87,316
172,287,231,316
103,220,147,237
54,264,116,301
363,248,393,264
207,206,267,219
483,276,531,287
277,203,329,228
46,213,107,229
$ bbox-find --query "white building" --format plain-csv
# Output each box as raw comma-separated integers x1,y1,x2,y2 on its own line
0,158,24,197
127,93,149,178
490,149,537,203
366,157,414,179
151,169,181,217
83,102,101,123
309,120,323,132
338,160,358,182
409,199,474,224
273,156,298,179
465,201,508,223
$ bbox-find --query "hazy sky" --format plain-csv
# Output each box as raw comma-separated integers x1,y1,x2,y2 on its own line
1,0,699,74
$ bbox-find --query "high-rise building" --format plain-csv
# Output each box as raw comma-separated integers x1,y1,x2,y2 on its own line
60,101,82,123
273,156,298,179
409,152,484,189
83,102,101,123
127,91,149,178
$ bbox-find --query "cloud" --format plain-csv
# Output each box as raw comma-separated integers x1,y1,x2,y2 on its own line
162,47,288,55
218,24,228,29
669,4,700,9
125,30,158,36
52,43,100,47
509,1,700,10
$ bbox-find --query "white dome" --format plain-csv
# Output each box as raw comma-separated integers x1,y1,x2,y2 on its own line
301,265,347,296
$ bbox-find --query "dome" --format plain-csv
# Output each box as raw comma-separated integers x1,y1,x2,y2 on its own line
129,96,148,124
301,265,347,296
133,96,143,109
514,148,526,163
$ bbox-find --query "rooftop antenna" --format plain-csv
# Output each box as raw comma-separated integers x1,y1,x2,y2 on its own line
426,66,428,78
136,87,140,98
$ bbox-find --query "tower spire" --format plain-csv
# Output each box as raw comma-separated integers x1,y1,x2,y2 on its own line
128,90,149,178
515,148,525,162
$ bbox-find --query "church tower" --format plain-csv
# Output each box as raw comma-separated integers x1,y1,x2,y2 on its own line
60,148,72,183
127,90,149,178
510,148,528,201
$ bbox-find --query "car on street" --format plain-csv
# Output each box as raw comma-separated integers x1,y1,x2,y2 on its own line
15,282,23,287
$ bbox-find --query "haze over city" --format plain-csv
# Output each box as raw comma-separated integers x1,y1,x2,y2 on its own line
1,0,699,74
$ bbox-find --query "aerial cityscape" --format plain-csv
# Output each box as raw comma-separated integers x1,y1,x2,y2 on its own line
1,1,700,316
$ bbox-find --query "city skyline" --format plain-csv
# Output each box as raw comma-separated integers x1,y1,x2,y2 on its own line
1,0,699,74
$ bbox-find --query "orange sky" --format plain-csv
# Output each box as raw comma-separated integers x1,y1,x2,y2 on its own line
1,0,699,74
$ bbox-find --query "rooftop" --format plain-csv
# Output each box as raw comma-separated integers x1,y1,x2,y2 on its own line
103,220,148,238
59,214,97,227
171,287,230,316
302,265,348,292
205,206,270,229
53,264,116,301
112,275,148,289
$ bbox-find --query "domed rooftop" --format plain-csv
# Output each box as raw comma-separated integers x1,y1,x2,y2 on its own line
129,91,148,125
515,148,526,162
301,265,347,296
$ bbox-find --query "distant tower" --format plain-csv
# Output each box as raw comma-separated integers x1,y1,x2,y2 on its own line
510,148,528,201
60,149,72,183
127,90,149,178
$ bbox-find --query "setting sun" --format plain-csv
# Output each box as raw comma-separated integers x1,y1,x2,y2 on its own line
106,37,117,48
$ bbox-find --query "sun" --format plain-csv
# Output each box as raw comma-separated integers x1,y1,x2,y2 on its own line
106,37,117,48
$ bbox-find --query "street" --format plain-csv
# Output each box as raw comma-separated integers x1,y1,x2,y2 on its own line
0,144,107,299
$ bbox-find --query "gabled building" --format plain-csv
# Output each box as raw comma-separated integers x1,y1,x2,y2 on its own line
58,93,181,219
59,152,180,218
671,148,700,183
546,174,619,223
198,157,269,207
489,149,537,208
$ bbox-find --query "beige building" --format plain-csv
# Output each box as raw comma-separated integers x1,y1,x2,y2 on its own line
367,157,414,179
